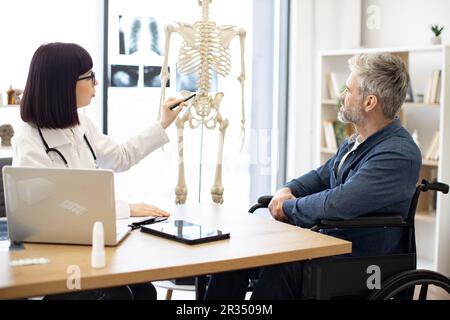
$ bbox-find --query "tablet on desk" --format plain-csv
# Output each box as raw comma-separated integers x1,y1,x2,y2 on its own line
140,220,230,245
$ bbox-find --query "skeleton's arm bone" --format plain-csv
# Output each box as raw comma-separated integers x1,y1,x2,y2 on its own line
238,28,247,151
158,24,177,121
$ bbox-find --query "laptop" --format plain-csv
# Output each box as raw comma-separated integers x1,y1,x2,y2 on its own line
2,166,130,246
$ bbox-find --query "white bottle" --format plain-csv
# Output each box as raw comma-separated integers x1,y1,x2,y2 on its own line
91,221,106,268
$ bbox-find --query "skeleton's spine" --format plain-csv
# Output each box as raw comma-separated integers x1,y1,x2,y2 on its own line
196,2,213,117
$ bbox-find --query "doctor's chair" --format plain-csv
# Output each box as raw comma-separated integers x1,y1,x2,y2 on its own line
248,179,450,300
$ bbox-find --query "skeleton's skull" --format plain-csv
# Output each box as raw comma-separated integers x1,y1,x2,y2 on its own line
198,0,212,6
0,124,14,147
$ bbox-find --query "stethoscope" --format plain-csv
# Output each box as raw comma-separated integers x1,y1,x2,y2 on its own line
38,127,98,168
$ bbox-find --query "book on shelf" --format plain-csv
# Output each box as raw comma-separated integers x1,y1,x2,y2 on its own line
425,131,440,161
424,78,432,104
433,138,440,161
424,69,441,104
326,72,349,100
435,71,441,104
323,120,337,150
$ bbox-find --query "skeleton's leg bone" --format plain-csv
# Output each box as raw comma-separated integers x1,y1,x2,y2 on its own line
211,96,229,204
175,114,190,204
211,119,229,204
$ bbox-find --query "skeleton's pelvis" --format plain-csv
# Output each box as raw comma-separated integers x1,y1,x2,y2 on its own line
178,91,225,129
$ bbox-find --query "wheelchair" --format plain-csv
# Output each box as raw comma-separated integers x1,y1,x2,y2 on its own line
248,179,450,300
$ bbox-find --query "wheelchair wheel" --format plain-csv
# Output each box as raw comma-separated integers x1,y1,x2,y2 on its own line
368,269,450,300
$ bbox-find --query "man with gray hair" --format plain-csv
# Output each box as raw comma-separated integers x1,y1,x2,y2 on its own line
205,53,422,300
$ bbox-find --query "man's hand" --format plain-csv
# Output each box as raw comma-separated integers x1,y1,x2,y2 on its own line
129,203,171,217
268,188,295,222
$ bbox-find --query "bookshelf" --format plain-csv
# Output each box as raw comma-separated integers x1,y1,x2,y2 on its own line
318,45,450,275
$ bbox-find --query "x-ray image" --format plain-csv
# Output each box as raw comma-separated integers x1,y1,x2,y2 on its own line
110,65,139,87
119,15,163,56
144,66,170,88
176,69,218,93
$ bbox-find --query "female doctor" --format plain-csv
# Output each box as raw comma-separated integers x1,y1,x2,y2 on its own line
13,42,185,219
12,42,185,300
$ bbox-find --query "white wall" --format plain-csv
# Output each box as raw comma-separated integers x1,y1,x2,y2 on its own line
286,0,361,180
362,0,450,48
315,0,362,51
0,0,103,127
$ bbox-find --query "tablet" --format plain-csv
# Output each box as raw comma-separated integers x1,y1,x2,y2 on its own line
140,220,230,245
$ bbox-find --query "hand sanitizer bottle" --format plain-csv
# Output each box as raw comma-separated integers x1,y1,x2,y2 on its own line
91,221,106,268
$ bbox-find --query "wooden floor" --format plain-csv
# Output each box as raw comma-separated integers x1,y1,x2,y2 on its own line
414,285,450,300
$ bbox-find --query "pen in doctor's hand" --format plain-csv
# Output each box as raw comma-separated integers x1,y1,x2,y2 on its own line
169,93,197,110
129,216,168,230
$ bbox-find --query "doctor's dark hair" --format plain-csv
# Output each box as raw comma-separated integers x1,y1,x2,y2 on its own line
20,42,93,129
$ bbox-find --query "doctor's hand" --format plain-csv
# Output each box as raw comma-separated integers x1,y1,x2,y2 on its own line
268,188,295,223
159,97,186,129
129,203,171,218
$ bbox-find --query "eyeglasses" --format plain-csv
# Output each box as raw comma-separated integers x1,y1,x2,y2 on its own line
77,71,96,85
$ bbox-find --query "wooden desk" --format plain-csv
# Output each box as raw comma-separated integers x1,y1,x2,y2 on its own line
0,204,351,299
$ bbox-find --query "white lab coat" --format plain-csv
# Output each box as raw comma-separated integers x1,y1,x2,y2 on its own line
12,113,169,219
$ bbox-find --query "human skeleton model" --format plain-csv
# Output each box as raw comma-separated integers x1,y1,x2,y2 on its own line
159,0,246,204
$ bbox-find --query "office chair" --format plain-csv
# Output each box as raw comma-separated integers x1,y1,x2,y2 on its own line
155,275,217,300
0,157,12,218
154,280,196,300
249,179,450,300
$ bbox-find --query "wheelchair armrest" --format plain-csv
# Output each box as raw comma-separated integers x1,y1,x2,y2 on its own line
248,195,273,213
421,180,449,194
310,215,408,232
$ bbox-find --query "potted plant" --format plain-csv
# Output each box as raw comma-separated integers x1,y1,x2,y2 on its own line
431,25,444,45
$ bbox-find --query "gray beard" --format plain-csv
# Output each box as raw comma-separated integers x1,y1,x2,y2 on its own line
338,110,352,123
338,106,365,125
